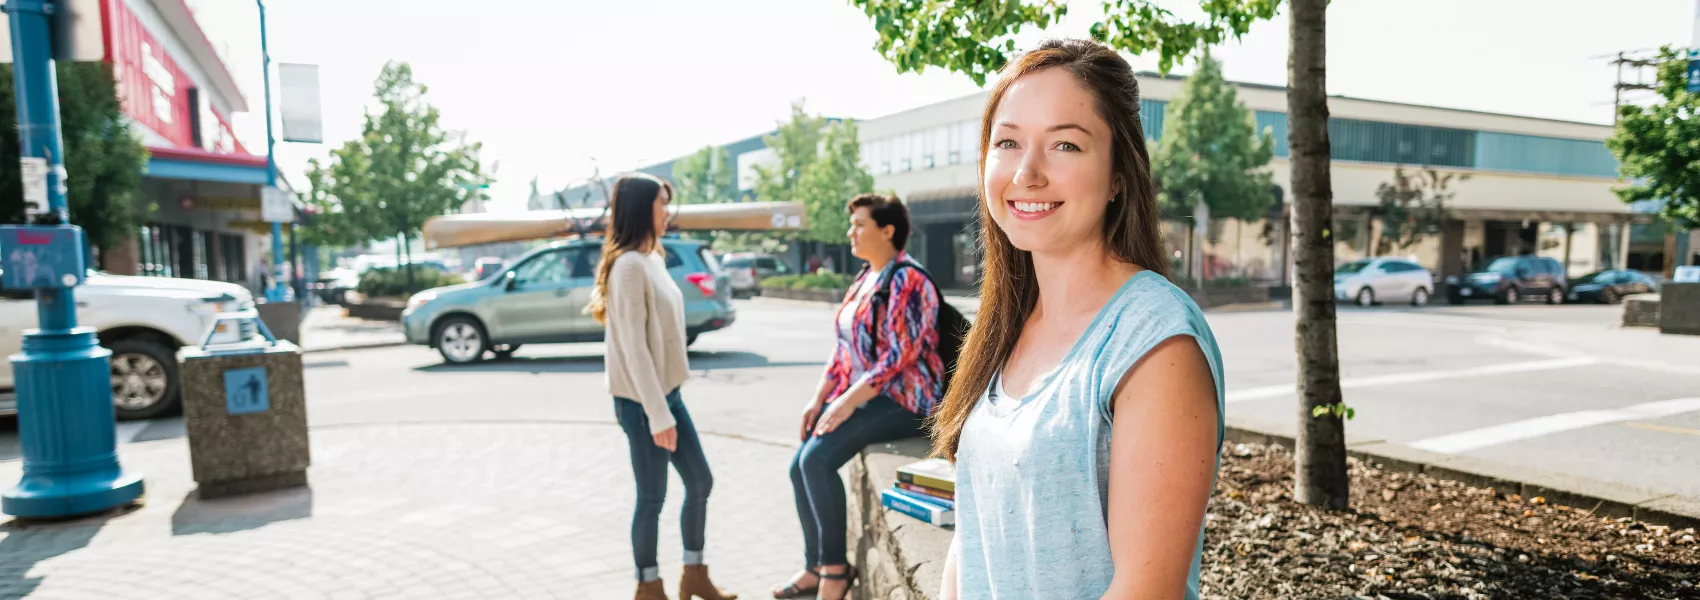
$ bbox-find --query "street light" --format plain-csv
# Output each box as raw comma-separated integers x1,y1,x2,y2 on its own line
1,0,145,517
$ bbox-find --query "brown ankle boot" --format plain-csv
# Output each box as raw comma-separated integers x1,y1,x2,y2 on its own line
635,579,669,600
678,564,738,600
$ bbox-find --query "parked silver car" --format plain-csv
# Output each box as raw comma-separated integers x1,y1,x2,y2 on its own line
720,252,793,297
1334,258,1435,307
402,237,735,364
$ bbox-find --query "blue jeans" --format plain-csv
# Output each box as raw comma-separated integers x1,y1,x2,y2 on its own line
790,395,927,566
614,389,713,583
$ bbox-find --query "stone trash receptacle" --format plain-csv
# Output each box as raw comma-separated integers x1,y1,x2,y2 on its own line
1662,280,1700,336
177,314,310,499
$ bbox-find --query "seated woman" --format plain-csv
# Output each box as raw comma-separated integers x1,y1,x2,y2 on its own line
772,193,946,600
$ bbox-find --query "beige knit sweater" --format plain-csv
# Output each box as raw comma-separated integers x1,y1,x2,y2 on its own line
603,250,690,434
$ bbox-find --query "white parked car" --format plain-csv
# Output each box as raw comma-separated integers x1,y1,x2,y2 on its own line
1334,258,1436,307
1,273,254,420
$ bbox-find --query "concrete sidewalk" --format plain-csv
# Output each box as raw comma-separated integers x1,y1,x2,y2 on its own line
0,422,803,599
299,306,407,353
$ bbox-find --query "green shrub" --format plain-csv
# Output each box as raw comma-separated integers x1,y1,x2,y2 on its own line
761,271,853,291
357,266,464,299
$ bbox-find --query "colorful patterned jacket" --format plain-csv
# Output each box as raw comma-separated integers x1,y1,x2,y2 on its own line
823,253,945,416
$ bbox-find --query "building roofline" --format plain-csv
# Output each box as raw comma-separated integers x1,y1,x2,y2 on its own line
854,72,1614,132
1131,70,1612,130
154,0,249,113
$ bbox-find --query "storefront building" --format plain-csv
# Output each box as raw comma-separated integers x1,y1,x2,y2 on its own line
8,0,280,291
855,74,1657,288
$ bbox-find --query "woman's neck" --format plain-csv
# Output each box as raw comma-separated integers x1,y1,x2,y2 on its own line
865,249,898,274
1029,241,1138,320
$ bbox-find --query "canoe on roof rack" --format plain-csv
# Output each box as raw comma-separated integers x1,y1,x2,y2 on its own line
422,201,807,249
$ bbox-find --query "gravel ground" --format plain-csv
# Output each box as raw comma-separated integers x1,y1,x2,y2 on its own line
1202,443,1700,600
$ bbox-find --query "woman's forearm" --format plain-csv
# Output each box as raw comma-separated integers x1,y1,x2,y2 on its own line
938,532,961,600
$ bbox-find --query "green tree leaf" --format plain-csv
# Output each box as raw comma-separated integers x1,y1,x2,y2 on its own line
0,63,150,254
1608,46,1700,229
1152,51,1277,222
1372,168,1467,255
298,62,489,278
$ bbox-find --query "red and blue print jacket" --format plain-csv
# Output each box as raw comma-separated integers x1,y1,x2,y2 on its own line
823,253,945,416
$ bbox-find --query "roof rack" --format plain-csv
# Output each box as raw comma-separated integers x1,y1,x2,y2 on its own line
423,201,807,249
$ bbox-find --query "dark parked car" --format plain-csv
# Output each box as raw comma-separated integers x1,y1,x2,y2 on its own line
1567,269,1660,304
1446,256,1568,305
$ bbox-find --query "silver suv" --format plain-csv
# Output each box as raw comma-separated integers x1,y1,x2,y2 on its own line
721,253,793,298
402,237,736,364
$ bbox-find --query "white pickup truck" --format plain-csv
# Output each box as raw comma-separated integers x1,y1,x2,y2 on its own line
1,273,255,420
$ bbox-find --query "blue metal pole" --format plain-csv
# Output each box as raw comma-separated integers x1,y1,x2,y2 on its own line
2,0,144,518
259,0,288,302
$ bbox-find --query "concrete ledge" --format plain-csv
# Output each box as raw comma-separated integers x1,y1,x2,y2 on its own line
1624,294,1661,328
759,286,846,304
1224,417,1700,529
344,300,405,322
1185,286,1272,309
849,437,950,600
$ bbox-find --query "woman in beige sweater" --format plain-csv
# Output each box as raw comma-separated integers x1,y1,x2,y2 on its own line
586,173,736,600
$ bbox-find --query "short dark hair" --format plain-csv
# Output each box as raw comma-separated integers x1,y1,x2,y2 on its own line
847,193,911,252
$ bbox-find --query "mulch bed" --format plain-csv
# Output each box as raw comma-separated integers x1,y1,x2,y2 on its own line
1202,443,1700,599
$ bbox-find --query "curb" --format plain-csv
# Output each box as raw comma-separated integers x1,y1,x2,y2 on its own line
1223,419,1700,530
300,340,409,354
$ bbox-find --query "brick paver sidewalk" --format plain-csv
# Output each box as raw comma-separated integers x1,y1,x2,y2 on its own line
0,423,805,599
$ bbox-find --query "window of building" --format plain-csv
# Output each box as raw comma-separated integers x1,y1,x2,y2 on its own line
1328,119,1474,167
959,120,979,162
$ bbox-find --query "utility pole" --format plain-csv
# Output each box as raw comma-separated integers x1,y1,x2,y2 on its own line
1,0,145,517
1606,48,1669,273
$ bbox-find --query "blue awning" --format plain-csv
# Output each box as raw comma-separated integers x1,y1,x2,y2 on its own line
146,156,268,185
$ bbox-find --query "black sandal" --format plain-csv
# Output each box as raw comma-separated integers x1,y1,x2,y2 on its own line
818,565,859,600
771,566,819,599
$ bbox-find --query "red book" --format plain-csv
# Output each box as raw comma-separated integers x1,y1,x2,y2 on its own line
896,481,954,502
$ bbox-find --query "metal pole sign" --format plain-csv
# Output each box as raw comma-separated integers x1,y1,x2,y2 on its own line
261,187,295,223
1691,0,1700,92
278,63,323,144
18,156,48,218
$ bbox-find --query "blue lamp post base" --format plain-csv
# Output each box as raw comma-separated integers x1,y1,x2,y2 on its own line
2,327,144,518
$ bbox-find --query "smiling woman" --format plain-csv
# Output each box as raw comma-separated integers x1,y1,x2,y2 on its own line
930,39,1226,600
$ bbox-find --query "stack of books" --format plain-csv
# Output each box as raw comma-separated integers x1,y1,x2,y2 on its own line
880,458,955,527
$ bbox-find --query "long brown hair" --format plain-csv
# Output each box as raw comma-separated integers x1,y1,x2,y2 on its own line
586,173,673,325
930,38,1168,460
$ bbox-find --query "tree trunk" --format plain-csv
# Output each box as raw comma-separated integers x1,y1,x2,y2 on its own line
1288,0,1349,510
402,232,416,290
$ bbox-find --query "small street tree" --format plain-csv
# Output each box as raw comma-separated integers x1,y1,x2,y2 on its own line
303,62,488,286
797,119,875,244
671,145,735,206
754,102,876,245
1153,51,1276,285
1372,168,1466,256
0,63,150,256
1154,52,1277,222
1608,46,1700,231
671,145,745,246
849,0,1350,508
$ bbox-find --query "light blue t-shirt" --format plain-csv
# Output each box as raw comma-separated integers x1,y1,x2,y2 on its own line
955,271,1226,600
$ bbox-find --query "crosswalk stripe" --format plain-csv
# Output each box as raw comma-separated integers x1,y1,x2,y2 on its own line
1225,356,1597,403
1411,397,1700,454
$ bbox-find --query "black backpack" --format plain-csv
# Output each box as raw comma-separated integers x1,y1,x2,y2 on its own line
868,263,970,395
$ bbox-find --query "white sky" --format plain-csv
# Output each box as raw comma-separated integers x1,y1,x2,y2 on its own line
187,0,1697,214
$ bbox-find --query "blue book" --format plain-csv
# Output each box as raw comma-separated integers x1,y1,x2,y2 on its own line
890,485,954,510
881,488,954,527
